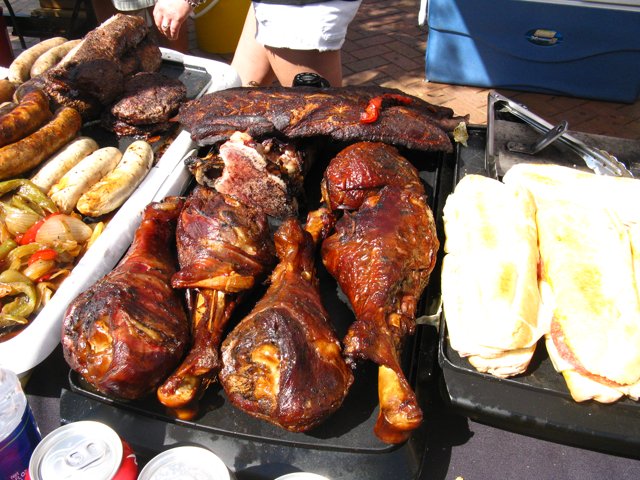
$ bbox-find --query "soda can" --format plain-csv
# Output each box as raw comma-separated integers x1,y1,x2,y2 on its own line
28,420,138,480
138,445,235,480
0,366,42,480
275,473,331,480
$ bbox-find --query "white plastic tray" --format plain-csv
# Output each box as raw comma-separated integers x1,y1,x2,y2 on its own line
0,51,240,377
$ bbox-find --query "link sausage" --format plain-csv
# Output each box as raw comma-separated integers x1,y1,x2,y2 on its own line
30,39,82,78
77,140,154,217
8,37,68,84
0,89,52,148
31,136,99,192
49,146,122,214
0,106,82,180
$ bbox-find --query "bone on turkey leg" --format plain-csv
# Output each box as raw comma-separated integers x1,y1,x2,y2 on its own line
156,186,276,410
62,196,189,401
219,214,353,432
320,142,439,443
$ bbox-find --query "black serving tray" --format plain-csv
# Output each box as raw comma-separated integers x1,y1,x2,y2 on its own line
438,126,640,459
62,140,450,480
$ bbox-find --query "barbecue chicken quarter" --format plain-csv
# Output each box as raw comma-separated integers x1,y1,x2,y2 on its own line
157,185,276,413
219,213,354,432
321,141,440,444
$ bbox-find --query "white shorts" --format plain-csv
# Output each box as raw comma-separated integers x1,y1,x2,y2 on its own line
253,1,362,51
111,0,155,12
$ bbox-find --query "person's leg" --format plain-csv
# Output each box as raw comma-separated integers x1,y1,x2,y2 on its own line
266,47,343,87
231,5,276,86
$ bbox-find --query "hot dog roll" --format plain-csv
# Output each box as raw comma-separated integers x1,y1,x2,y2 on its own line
0,89,52,148
76,140,153,217
8,37,68,84
31,136,100,192
0,106,81,180
49,146,123,214
30,39,82,78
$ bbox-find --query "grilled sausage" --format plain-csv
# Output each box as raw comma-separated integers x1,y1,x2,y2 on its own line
0,79,16,103
31,136,100,192
8,37,68,84
0,106,82,180
49,146,122,214
30,39,82,78
77,140,154,217
0,90,52,148
0,102,17,117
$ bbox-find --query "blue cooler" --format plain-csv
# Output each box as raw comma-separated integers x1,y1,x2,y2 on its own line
424,0,640,103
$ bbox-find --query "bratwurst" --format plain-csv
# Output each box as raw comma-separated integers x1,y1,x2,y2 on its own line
0,90,52,148
0,106,82,180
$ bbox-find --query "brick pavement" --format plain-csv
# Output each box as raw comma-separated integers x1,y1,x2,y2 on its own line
4,0,640,139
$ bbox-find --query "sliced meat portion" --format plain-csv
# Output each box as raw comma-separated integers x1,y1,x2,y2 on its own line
185,132,307,220
110,72,186,125
101,112,175,138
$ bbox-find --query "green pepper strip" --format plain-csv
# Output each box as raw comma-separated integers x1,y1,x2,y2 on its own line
0,313,28,328
10,195,43,217
7,243,41,268
0,270,37,319
0,179,58,215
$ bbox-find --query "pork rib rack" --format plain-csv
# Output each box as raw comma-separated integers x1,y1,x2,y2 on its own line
321,142,440,444
219,214,354,432
157,185,276,411
177,86,468,152
62,197,189,400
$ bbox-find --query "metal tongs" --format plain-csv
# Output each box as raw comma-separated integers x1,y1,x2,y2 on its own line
487,91,634,178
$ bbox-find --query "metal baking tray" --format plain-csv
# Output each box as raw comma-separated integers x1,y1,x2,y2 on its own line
62,140,449,480
438,126,640,459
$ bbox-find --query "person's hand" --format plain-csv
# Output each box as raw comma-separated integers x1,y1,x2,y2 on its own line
153,0,192,41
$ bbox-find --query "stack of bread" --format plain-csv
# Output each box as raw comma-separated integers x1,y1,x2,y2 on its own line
442,163,640,404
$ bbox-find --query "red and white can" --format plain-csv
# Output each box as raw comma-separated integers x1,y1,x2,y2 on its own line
27,421,137,480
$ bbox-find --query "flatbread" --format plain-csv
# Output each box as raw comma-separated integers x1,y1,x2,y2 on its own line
504,163,640,401
441,174,543,377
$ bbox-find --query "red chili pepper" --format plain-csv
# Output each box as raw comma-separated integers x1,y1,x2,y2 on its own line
359,93,413,124
360,97,383,124
28,248,58,266
17,213,60,245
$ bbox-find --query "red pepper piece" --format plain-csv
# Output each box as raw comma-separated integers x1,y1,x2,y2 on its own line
360,97,383,124
28,248,58,266
359,93,413,124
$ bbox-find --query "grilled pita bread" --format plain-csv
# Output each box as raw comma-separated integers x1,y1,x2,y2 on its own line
441,174,543,377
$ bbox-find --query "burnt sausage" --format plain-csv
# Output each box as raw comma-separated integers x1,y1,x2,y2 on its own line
0,106,82,180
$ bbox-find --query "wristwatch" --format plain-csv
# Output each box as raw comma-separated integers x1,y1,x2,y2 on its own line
185,0,205,7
